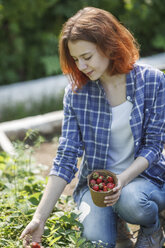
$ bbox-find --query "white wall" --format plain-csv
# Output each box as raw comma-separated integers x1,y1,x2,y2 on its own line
0,74,68,109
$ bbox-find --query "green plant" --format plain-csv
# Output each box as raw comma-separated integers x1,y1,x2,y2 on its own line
0,130,98,247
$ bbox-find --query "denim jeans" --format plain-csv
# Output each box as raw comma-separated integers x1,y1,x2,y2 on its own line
113,177,165,235
78,190,117,248
78,177,165,247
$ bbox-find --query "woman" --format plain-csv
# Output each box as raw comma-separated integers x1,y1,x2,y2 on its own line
20,7,165,248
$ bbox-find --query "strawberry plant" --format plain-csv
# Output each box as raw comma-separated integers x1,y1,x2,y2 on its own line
0,130,103,248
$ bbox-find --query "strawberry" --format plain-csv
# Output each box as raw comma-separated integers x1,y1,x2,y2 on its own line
90,179,96,186
103,185,108,191
96,176,103,184
92,184,99,191
31,242,41,248
99,175,104,180
103,178,108,183
99,182,105,189
106,176,114,183
107,183,115,189
92,172,99,179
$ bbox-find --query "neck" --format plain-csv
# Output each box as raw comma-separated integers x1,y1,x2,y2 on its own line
100,73,126,87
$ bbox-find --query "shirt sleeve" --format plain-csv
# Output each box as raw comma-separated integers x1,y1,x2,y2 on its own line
49,85,83,183
137,70,165,168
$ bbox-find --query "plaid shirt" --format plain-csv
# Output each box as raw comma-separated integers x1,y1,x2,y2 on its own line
50,63,165,205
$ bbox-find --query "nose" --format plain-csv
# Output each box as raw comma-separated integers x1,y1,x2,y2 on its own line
77,59,87,71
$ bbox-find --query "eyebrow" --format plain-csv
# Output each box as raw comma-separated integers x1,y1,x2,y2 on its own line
71,52,92,58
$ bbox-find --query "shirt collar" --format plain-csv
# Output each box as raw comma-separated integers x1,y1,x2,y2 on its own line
95,65,136,103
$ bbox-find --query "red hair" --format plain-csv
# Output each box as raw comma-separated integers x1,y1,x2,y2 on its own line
59,7,139,90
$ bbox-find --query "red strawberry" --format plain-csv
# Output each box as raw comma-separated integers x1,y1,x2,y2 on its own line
92,184,99,191
99,182,105,189
107,183,115,189
103,178,108,183
96,176,103,184
98,189,103,192
92,172,99,179
90,179,96,186
31,242,41,248
107,176,114,183
103,185,108,191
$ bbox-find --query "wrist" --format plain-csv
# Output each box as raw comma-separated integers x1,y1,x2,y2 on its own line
117,174,126,188
32,214,46,224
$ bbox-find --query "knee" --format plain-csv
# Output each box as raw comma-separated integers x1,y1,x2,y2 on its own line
114,187,153,224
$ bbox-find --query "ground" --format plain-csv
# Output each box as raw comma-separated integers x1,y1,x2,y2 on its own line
33,140,79,196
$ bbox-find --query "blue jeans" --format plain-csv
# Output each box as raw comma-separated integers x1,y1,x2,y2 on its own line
113,177,165,235
78,177,165,247
78,190,117,248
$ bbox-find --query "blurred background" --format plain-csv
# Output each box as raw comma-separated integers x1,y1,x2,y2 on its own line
0,0,165,123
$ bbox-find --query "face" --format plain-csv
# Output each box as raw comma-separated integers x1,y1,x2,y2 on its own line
68,40,109,81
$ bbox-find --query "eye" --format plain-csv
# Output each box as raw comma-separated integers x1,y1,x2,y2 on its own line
84,55,92,61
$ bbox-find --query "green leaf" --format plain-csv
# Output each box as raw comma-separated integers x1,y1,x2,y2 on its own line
49,235,62,246
77,237,87,246
28,196,39,206
68,234,77,244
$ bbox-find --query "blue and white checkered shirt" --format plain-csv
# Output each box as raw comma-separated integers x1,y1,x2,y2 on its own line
50,63,165,205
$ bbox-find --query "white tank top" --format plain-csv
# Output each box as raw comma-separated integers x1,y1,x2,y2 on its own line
107,100,134,174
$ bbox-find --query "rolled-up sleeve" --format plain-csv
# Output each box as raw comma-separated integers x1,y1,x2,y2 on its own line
49,86,83,183
137,71,165,167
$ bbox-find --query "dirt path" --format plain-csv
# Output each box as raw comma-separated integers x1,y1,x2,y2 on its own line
33,141,79,195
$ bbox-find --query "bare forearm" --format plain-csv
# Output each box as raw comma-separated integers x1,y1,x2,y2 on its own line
118,156,149,187
33,175,67,223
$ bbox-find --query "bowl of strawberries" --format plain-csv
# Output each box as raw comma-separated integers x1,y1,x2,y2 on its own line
87,169,118,207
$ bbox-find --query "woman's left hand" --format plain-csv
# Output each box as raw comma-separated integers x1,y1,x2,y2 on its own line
104,176,123,206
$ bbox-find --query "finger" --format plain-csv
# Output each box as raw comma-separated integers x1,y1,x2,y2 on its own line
22,235,31,247
104,191,121,201
105,196,120,206
32,236,42,243
104,197,118,203
113,184,121,192
20,221,38,239
20,227,31,239
104,192,121,205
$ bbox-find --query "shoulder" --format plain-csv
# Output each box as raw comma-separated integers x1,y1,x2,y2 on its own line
64,80,99,98
133,63,165,83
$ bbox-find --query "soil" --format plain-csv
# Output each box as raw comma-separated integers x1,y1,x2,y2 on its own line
33,141,79,196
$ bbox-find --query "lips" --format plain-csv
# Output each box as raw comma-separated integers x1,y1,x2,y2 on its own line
86,70,94,77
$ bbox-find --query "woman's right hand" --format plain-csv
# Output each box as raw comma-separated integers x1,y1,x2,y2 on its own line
20,219,45,247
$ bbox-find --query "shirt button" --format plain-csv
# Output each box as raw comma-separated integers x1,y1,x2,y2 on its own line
127,96,131,101
129,116,132,120
136,142,139,146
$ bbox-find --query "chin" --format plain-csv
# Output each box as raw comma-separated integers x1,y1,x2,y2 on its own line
89,74,100,81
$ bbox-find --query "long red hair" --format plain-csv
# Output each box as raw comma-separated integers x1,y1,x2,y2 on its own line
59,7,139,90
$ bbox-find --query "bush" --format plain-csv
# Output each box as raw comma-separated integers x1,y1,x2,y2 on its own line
119,0,165,56
0,0,164,86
